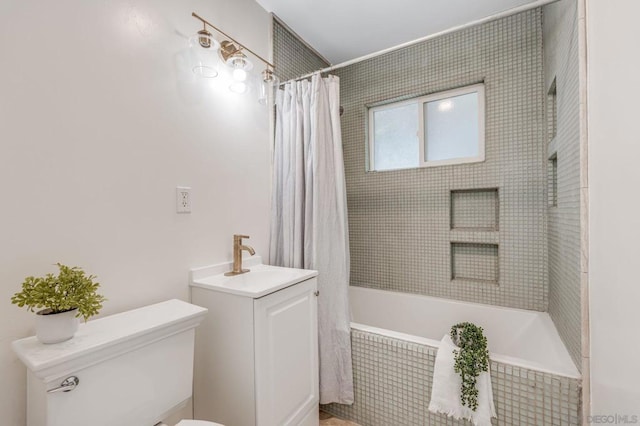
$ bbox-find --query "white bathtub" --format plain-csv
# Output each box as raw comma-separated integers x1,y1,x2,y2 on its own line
349,286,580,379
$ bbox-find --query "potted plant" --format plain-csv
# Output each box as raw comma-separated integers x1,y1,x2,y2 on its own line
450,322,490,411
11,263,106,344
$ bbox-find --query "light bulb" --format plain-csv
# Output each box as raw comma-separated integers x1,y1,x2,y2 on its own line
232,68,247,81
229,82,248,94
232,58,247,68
225,54,253,73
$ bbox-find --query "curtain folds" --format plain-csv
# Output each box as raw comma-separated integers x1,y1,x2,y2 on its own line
269,74,354,405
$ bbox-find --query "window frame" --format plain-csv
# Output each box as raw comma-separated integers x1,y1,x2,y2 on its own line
368,83,486,171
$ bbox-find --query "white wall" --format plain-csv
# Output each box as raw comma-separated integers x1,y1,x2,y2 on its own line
587,0,640,415
0,1,271,424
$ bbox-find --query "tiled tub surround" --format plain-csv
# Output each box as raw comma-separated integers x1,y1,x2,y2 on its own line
543,0,584,371
322,287,581,425
272,18,330,82
336,9,548,311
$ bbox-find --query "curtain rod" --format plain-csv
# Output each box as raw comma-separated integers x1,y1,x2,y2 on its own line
279,0,559,86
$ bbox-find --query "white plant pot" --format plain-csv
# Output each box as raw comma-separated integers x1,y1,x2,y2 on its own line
36,308,79,344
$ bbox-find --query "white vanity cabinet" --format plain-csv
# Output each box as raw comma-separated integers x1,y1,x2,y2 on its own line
190,262,319,426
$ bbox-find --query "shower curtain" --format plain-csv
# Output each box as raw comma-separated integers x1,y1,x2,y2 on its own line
269,74,354,405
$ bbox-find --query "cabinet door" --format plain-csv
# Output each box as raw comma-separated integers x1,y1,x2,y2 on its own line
254,278,319,426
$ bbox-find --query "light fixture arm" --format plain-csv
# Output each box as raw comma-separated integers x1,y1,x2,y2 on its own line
191,12,275,71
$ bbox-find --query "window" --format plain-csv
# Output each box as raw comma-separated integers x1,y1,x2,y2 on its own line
368,84,485,171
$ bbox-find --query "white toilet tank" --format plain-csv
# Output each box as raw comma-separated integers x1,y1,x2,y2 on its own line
12,299,208,426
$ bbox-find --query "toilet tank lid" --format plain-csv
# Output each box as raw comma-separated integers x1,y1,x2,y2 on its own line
12,299,207,381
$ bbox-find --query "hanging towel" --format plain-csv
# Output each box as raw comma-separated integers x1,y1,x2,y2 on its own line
428,334,497,426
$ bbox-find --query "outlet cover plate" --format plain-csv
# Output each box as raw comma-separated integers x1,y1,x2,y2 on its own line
176,187,191,214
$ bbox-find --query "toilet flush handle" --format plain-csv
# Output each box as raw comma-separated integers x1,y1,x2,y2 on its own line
47,376,79,393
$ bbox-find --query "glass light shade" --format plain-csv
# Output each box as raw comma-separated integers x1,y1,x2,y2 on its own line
188,33,220,78
258,72,279,105
225,54,253,72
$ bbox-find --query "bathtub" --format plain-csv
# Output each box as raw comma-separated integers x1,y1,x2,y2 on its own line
322,287,582,425
350,286,580,379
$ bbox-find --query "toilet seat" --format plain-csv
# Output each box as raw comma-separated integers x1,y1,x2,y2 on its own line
176,420,224,426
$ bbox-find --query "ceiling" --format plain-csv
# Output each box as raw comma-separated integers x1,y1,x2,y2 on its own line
256,0,545,64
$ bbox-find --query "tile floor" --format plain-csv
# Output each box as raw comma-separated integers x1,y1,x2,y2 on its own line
320,411,360,426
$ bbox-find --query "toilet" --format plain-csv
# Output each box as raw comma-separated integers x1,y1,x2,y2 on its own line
175,422,222,426
12,299,223,426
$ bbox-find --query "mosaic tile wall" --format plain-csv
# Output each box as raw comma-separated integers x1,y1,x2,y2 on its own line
543,0,583,370
272,18,330,83
322,329,581,425
334,9,548,311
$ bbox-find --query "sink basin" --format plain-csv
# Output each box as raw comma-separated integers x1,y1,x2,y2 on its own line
190,263,318,298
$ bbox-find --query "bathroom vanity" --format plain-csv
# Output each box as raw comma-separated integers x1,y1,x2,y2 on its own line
190,258,319,426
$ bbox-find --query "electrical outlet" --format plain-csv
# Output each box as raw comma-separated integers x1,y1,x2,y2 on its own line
176,187,191,213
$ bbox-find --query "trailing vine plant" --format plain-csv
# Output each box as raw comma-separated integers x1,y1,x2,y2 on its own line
450,322,490,411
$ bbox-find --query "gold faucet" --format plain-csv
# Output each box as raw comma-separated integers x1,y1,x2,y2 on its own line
225,234,256,276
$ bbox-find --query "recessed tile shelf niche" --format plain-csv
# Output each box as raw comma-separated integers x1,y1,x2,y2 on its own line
450,188,499,231
450,188,500,284
451,243,499,284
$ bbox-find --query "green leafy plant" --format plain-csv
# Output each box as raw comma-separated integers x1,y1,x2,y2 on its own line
11,263,106,321
450,322,490,411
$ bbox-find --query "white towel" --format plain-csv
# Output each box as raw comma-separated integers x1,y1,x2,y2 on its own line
428,334,497,426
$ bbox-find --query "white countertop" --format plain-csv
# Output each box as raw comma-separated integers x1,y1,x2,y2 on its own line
190,263,318,298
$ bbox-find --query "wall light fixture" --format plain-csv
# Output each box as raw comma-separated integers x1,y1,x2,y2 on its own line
190,12,278,103
188,23,220,78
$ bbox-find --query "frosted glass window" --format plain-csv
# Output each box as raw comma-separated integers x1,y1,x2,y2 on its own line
368,84,484,171
425,92,479,162
372,103,419,171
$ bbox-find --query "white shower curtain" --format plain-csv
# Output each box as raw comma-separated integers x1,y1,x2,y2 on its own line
269,74,354,405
